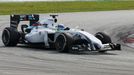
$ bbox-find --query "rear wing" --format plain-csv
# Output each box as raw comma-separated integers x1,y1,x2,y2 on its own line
10,14,39,28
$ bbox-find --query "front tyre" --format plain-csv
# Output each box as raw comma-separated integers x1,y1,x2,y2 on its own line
55,33,73,52
2,27,20,46
95,32,112,53
55,34,67,52
95,32,112,44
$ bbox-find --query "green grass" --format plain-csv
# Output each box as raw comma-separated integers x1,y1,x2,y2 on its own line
0,1,134,15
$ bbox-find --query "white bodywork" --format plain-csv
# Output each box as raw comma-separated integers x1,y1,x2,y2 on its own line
25,26,104,49
25,26,56,47
25,17,104,49
78,31,104,49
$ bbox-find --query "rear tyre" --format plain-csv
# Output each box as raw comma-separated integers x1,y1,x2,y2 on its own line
2,27,20,46
55,33,73,52
95,32,112,53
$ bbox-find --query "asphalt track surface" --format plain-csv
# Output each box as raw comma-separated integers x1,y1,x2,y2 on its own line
0,10,134,75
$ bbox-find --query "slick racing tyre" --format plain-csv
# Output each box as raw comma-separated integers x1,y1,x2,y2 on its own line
55,33,73,52
95,32,112,44
95,32,112,53
2,27,20,46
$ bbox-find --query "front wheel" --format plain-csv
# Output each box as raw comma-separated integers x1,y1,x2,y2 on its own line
55,33,73,52
95,32,112,44
95,32,112,53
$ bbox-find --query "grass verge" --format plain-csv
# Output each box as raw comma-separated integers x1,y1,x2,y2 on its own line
0,1,134,15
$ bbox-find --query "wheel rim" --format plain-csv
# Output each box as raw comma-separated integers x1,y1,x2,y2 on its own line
2,29,10,45
55,34,66,51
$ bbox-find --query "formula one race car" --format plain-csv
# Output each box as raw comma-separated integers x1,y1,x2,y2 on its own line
2,14,121,53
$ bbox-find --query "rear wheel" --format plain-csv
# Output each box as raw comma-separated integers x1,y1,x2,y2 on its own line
2,27,20,46
95,32,112,53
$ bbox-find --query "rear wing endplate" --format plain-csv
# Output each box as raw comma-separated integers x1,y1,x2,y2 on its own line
10,14,39,28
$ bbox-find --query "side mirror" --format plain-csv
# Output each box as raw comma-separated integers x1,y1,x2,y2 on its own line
21,24,28,33
54,18,57,23
64,27,70,30
81,29,84,31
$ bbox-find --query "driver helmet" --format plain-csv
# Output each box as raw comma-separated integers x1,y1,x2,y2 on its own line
57,24,65,30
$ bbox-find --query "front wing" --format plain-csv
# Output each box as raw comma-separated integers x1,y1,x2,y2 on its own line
70,43,121,52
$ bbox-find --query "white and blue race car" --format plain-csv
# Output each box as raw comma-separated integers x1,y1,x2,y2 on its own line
2,14,121,53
